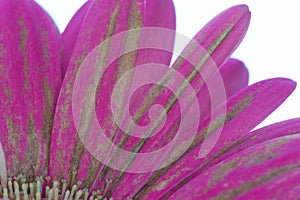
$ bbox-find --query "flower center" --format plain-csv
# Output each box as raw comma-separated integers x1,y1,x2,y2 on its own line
0,176,114,200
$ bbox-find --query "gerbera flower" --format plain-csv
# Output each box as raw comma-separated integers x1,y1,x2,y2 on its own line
0,0,299,199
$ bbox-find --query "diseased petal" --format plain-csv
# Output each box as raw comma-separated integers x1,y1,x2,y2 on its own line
60,1,92,77
0,0,61,179
49,0,176,191
169,134,300,199
133,78,296,199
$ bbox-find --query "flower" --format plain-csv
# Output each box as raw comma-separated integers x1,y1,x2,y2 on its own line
0,0,299,199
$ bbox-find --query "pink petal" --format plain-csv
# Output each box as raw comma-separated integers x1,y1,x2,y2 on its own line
165,117,300,199
0,0,61,178
174,4,250,92
49,0,176,190
133,78,296,199
109,58,249,199
214,117,300,166
218,59,249,97
98,5,251,198
169,134,300,199
236,167,300,199
197,58,249,122
60,1,92,77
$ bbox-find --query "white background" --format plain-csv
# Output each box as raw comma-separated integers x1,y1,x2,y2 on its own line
35,0,299,128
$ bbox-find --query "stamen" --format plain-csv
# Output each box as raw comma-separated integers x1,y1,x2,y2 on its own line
13,181,20,200
75,190,83,200
89,191,97,200
36,191,41,200
61,179,67,197
0,175,115,199
3,188,8,200
83,189,89,200
36,179,42,194
53,180,59,191
102,179,112,195
68,184,77,199
46,185,50,198
8,178,13,199
22,183,29,200
29,182,34,197
64,190,70,200
54,188,59,199
47,188,53,200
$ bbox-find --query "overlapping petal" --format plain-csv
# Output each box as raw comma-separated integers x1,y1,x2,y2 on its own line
169,133,300,199
96,5,251,199
60,1,92,77
0,0,298,199
0,0,61,180
50,0,176,190
133,78,296,199
109,58,249,199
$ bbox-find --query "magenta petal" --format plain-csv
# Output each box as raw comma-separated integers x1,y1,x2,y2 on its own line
60,1,92,77
166,118,300,199
101,6,250,198
169,134,300,199
236,167,300,199
218,58,249,97
133,78,296,199
197,58,249,122
0,0,61,178
174,4,250,92
216,117,300,165
49,0,176,189
109,58,248,199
